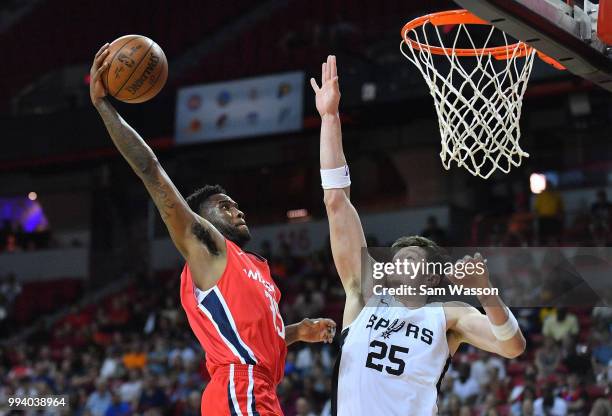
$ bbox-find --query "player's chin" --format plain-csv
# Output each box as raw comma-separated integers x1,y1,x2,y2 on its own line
386,277,407,289
237,225,251,240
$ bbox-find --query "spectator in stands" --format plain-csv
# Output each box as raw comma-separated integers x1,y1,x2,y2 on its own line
86,379,113,416
1,273,21,305
533,384,567,416
99,347,121,380
122,340,146,370
147,338,168,375
136,375,167,413
160,295,179,325
510,385,536,416
562,336,592,377
104,390,131,416
505,211,534,246
180,390,202,416
293,278,325,318
459,405,472,416
560,373,588,416
476,392,499,416
295,344,316,376
295,396,317,416
168,339,197,368
542,308,580,343
453,363,480,405
566,210,593,244
4,234,19,253
118,368,142,404
0,294,8,334
480,367,508,405
471,350,508,387
590,320,612,379
0,220,12,252
439,393,462,416
590,190,612,244
108,296,131,329
421,215,448,246
592,306,612,327
590,398,612,416
534,182,564,244
536,337,561,378
521,397,535,416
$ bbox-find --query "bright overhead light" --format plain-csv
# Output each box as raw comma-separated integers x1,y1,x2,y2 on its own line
530,173,546,194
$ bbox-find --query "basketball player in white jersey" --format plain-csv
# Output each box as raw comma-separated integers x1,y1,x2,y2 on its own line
310,55,527,415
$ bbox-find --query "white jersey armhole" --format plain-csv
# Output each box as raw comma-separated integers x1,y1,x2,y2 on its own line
436,301,453,357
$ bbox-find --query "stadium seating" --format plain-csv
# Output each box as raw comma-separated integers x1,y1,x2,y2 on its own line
0,0,253,111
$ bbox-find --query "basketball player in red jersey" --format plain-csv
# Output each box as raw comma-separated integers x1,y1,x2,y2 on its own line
90,44,336,415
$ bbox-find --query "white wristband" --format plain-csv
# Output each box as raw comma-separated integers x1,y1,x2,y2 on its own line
489,306,519,341
321,165,351,189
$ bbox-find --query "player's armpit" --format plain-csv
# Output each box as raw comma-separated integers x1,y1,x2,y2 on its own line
444,302,526,359
141,159,226,260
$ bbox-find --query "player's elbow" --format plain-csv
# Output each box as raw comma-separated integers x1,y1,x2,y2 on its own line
501,332,527,359
323,189,348,213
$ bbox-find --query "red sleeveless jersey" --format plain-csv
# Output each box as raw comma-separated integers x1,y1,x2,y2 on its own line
180,239,287,385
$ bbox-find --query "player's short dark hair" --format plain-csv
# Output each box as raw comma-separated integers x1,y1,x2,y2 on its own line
392,235,450,276
392,235,445,258
186,184,226,213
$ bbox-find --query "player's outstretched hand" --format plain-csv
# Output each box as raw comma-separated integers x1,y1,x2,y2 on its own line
446,252,491,289
298,318,337,344
310,55,340,117
90,43,110,106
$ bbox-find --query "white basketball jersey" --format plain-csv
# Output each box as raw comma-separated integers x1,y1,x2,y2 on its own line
334,297,450,416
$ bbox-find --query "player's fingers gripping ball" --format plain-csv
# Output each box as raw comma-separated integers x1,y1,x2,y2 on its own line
102,35,168,103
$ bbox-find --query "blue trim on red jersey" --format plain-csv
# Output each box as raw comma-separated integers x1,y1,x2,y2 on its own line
228,380,239,416
250,385,260,416
201,290,257,365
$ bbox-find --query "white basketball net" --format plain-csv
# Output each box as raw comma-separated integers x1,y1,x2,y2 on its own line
401,20,537,179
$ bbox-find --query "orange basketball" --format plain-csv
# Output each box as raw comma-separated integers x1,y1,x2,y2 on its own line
102,35,168,103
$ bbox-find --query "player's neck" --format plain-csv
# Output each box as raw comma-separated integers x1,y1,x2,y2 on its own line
394,294,427,309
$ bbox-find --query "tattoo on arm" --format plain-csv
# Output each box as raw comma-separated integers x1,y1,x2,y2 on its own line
146,169,177,221
96,99,156,175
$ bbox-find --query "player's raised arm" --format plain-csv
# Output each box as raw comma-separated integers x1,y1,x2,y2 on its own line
311,56,367,321
89,44,225,274
444,254,526,359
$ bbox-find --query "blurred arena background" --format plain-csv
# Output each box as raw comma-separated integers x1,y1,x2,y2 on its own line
0,0,611,415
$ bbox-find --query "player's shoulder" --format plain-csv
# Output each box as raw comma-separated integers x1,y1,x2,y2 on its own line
224,240,267,263
244,250,267,263
441,300,481,312
442,300,473,308
441,301,481,324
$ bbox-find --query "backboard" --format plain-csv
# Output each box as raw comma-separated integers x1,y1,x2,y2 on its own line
454,0,612,92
